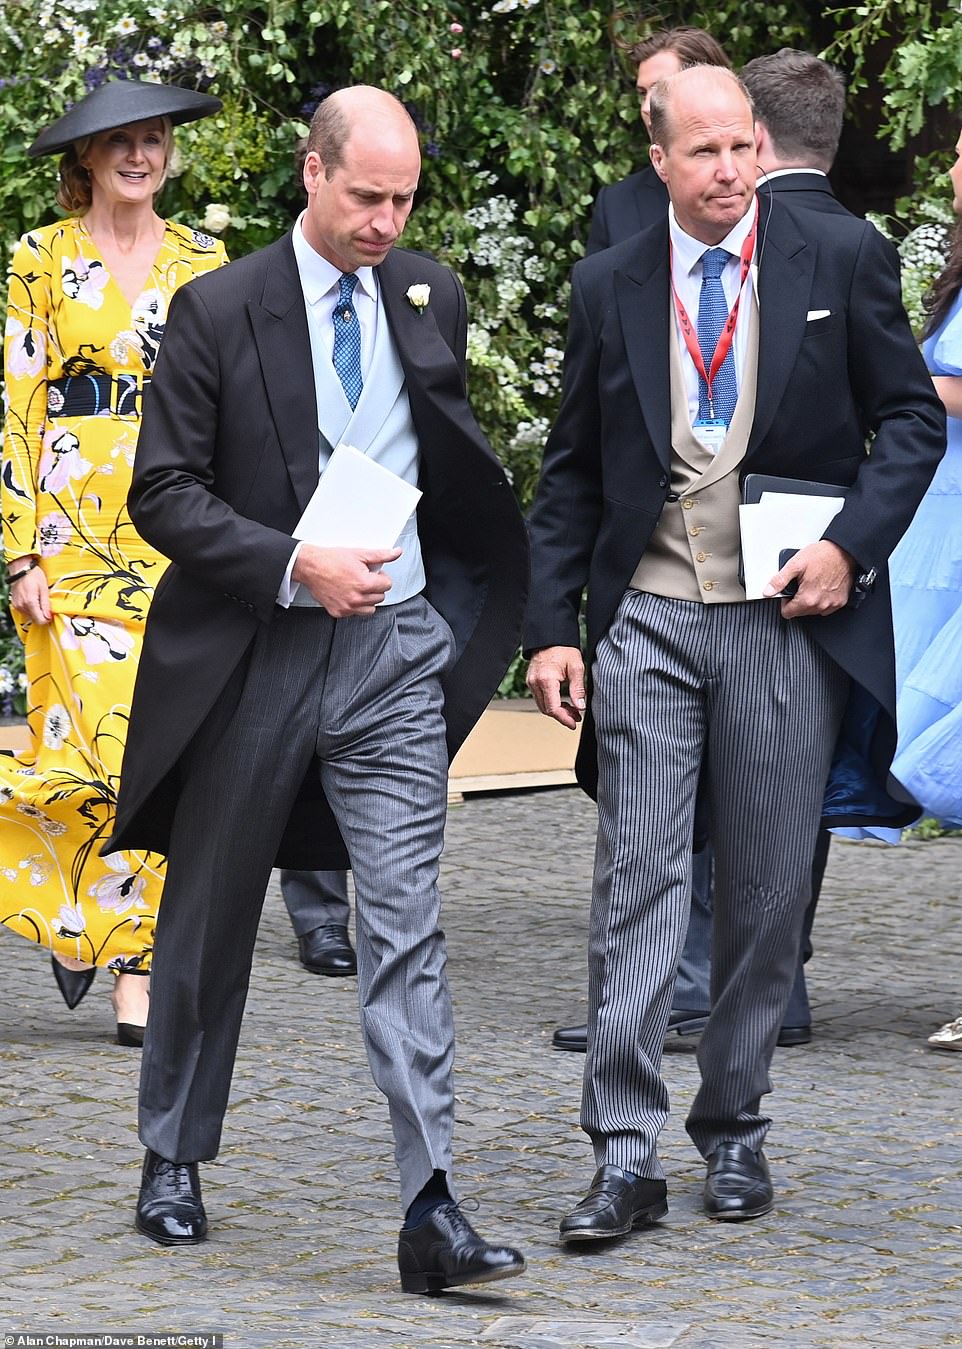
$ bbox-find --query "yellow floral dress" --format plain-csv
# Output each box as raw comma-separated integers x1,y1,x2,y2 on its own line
1,216,226,970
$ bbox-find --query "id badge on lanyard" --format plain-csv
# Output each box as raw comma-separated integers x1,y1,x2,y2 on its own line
692,418,727,457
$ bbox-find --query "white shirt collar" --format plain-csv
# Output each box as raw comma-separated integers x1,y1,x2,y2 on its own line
757,167,827,184
668,198,757,277
291,212,376,306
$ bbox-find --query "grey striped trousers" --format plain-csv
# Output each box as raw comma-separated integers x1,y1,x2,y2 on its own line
582,590,848,1177
139,597,458,1212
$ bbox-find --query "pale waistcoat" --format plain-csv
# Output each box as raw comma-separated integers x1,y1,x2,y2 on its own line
630,293,759,603
292,290,425,608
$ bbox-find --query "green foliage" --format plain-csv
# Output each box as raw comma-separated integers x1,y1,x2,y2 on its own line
0,0,818,502
905,816,962,841
5,0,952,704
826,3,962,148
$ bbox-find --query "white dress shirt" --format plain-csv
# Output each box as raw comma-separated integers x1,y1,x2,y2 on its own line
668,202,759,424
278,215,379,606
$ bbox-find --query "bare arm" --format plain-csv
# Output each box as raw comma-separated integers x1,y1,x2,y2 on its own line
932,375,962,421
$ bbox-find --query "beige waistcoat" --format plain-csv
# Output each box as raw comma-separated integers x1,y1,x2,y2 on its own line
630,291,759,603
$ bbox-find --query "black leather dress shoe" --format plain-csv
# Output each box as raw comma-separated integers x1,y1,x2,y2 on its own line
135,1148,208,1245
297,923,357,976
704,1142,773,1221
777,1024,812,1047
559,1165,668,1243
398,1201,525,1294
552,1023,589,1052
551,1008,709,1054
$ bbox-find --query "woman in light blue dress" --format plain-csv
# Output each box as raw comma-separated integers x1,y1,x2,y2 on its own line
890,132,962,1049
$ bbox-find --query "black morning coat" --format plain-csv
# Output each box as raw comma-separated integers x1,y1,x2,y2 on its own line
524,195,947,829
107,236,529,870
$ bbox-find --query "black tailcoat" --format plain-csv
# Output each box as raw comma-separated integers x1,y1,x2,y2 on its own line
525,198,946,826
109,235,528,868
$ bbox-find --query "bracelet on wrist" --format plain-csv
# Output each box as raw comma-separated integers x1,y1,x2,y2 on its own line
6,559,39,584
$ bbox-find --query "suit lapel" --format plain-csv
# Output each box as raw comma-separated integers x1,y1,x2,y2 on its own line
747,203,814,457
614,224,672,472
377,252,462,407
248,233,320,512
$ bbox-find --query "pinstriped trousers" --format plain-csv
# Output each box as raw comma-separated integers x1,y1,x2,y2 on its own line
583,591,848,1177
138,597,457,1212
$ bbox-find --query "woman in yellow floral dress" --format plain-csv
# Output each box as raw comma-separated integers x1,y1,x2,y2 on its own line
1,80,225,1043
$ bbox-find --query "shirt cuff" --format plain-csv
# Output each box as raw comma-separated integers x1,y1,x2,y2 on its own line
276,541,303,608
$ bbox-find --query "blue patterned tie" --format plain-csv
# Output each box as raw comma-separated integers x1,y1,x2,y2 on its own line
332,272,362,409
696,247,737,425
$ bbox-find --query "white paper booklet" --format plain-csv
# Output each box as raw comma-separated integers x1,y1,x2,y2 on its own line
293,442,422,548
739,491,846,599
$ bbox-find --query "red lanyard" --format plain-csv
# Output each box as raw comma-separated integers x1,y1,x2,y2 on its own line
669,201,758,419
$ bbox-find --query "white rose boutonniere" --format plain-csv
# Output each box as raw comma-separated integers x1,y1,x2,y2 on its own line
406,283,431,315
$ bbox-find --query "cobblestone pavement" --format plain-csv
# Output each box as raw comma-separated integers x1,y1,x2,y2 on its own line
1,788,960,1349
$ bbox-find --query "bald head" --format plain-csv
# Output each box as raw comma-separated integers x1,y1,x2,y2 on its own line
649,65,753,152
307,85,419,178
301,85,421,272
649,67,757,245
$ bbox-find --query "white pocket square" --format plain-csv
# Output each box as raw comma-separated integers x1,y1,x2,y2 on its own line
806,309,831,321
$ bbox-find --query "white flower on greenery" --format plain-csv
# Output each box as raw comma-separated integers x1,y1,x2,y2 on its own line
73,27,90,52
539,60,557,75
115,15,138,36
0,669,13,694
209,19,228,39
406,283,431,314
132,51,148,66
491,0,520,10
202,203,232,234
17,673,27,692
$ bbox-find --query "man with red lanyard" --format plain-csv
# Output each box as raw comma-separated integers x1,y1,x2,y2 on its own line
524,65,944,1240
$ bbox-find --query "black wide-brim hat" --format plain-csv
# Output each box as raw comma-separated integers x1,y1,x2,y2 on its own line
28,79,222,158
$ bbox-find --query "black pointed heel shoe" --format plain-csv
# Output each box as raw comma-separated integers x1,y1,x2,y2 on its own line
116,1022,146,1048
112,968,149,1048
51,955,96,1009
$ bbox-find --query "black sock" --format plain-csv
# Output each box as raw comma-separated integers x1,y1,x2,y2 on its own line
403,1170,452,1228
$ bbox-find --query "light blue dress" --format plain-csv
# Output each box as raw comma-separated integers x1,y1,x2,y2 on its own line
887,290,962,826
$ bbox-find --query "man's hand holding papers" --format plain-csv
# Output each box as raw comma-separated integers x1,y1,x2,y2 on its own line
762,538,856,617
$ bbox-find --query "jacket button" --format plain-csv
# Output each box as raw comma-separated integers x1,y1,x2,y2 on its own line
658,475,668,488
682,498,695,510
703,580,715,591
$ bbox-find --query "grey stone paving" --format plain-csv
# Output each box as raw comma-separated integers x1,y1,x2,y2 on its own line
1,787,960,1348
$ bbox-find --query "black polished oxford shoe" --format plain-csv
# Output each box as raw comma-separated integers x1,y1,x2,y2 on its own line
297,923,357,976
135,1148,208,1245
551,1007,710,1054
703,1142,774,1221
398,1201,525,1294
559,1164,668,1243
777,1024,812,1047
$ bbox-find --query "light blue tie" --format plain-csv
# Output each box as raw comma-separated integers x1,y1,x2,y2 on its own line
332,272,362,409
696,247,737,425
